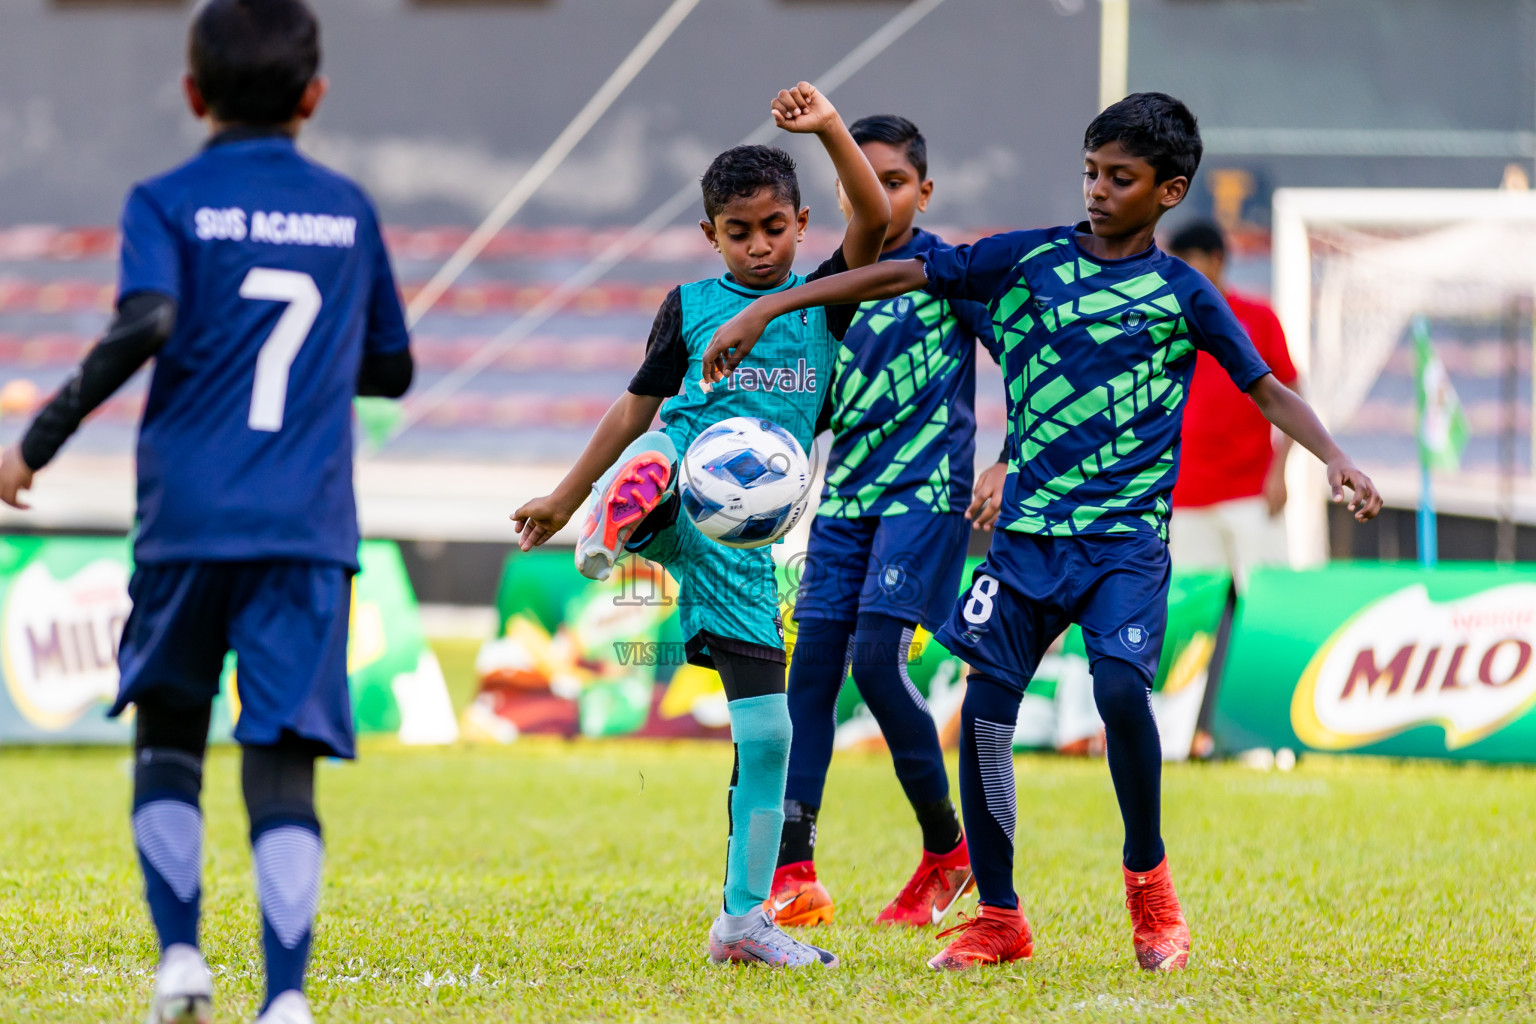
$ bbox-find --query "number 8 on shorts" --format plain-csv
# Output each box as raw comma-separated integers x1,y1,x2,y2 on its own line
963,574,999,625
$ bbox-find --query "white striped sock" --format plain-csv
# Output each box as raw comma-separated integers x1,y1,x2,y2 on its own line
253,826,323,950
897,626,930,714
832,634,855,728
972,718,1018,847
132,801,202,902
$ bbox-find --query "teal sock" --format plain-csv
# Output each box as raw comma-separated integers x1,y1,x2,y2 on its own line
722,693,791,915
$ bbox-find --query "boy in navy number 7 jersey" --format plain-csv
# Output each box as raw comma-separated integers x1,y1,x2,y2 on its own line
702,93,1381,973
0,2,412,1021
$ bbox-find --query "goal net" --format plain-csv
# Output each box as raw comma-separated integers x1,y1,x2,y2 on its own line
1271,188,1536,563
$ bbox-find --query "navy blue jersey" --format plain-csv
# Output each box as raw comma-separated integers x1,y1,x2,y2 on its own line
920,224,1271,541
820,229,999,518
117,131,409,567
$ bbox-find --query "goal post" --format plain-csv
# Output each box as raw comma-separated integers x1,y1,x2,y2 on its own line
1271,187,1536,565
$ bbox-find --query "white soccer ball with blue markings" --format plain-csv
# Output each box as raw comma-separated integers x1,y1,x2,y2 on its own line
680,417,812,549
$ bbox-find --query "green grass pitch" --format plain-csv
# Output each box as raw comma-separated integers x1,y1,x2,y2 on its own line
2,646,1535,1021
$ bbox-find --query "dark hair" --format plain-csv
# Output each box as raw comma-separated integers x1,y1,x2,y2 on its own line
189,0,321,126
850,114,927,179
1168,221,1226,257
1083,92,1202,183
700,146,801,222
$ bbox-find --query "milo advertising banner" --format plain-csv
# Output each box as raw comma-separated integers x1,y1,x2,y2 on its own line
1007,569,1230,759
0,537,136,744
1215,564,1536,761
0,536,448,745
473,550,1230,761
471,548,958,744
472,551,763,742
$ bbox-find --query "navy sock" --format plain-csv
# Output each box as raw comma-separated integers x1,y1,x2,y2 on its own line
959,673,1022,909
244,744,323,1009
132,751,205,950
783,617,855,812
911,799,964,857
252,818,322,1006
778,799,819,865
1093,657,1166,873
132,699,210,952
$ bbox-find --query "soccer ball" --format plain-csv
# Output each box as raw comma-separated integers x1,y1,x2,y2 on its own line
679,417,812,549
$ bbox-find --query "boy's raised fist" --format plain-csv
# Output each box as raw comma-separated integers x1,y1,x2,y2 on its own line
771,82,838,134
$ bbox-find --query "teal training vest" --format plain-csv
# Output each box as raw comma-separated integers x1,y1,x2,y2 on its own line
662,273,837,460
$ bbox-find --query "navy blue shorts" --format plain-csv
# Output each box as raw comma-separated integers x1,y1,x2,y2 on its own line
794,512,971,631
934,530,1170,693
111,560,356,759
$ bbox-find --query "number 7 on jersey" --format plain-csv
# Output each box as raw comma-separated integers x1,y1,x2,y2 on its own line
240,268,321,432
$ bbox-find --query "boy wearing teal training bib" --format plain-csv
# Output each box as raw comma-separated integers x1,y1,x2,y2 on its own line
512,81,889,968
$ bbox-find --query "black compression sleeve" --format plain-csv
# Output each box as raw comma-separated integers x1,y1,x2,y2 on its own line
21,291,175,471
357,348,414,398
814,388,834,437
242,741,322,835
714,646,788,701
628,287,688,397
806,247,858,341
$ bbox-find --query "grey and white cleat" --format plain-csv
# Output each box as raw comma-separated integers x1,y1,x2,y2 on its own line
708,907,839,967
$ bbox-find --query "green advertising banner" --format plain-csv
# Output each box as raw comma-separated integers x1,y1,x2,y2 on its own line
0,536,144,745
0,537,436,745
1008,569,1230,755
480,548,963,744
1215,564,1536,762
480,549,1231,760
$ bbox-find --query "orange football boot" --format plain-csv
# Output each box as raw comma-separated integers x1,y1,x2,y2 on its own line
1124,857,1191,971
767,861,834,927
927,904,1033,971
876,838,975,927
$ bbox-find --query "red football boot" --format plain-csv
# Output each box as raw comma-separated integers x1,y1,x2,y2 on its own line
875,838,975,927
766,861,834,927
1124,857,1191,971
926,904,1033,971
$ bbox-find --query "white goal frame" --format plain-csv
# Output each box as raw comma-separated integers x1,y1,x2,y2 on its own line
1272,187,1536,565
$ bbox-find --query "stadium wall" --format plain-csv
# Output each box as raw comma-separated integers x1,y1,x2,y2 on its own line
2,0,1533,586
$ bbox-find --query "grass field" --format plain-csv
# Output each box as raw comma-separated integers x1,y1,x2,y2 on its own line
3,645,1536,1022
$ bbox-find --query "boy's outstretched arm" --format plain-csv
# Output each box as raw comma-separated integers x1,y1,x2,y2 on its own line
1248,373,1382,522
702,259,927,383
772,82,889,269
511,391,663,550
0,290,176,509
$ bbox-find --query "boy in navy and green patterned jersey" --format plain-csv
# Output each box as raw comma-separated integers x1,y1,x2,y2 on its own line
513,82,889,968
700,92,1382,974
767,116,1001,933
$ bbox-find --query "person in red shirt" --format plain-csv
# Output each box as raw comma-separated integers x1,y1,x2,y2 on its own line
1167,222,1300,587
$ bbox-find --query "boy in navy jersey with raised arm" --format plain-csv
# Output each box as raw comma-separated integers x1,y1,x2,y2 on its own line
702,93,1381,973
768,115,1000,931
0,2,412,1021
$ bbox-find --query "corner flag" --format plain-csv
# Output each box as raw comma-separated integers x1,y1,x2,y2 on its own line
1413,317,1469,473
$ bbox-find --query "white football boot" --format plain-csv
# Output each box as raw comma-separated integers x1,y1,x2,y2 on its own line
146,943,212,1024
254,991,313,1024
